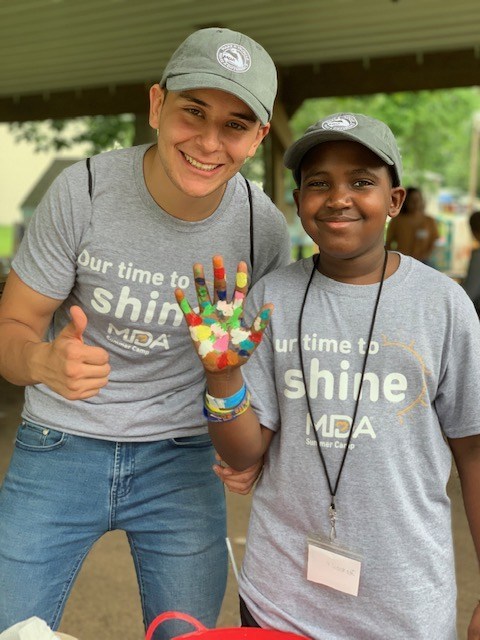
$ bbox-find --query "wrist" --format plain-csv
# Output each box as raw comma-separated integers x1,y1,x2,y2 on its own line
24,340,48,385
205,369,244,398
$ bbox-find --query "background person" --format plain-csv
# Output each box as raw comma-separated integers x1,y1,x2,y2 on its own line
462,209,480,319
0,27,290,638
385,185,439,264
177,113,480,639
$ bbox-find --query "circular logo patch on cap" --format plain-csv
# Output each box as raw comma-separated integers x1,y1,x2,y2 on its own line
322,114,358,131
217,43,251,73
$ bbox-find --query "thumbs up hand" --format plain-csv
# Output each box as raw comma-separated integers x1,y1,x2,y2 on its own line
36,306,111,400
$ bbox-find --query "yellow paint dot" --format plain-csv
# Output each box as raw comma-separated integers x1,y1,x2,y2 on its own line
236,272,248,288
196,325,212,341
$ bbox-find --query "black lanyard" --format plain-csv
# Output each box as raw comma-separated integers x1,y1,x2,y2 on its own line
297,249,388,540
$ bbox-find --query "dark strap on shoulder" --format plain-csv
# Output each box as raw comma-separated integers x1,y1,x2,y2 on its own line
86,157,92,200
245,177,254,273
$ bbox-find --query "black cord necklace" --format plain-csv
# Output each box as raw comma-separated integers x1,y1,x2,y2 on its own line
297,249,388,540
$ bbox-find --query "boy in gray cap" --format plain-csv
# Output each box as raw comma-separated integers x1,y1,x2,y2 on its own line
177,113,480,639
0,28,290,637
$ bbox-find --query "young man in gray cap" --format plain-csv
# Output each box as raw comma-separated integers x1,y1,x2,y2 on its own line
0,28,290,637
176,112,480,639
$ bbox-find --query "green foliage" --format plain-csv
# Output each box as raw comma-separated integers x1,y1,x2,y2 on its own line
291,87,480,193
9,114,135,155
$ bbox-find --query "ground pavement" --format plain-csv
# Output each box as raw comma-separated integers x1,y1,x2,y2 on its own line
0,377,477,640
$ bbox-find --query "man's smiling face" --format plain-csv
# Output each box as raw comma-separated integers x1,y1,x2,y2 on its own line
149,86,269,201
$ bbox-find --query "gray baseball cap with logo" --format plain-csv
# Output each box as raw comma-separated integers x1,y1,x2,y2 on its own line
160,27,277,126
284,112,403,186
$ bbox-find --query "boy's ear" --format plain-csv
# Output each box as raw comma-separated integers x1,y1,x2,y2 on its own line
388,186,406,219
293,189,300,216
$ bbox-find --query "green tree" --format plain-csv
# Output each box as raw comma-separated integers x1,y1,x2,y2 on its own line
9,114,135,155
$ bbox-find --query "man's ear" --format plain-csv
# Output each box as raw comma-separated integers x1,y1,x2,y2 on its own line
149,84,165,129
388,186,406,219
246,123,271,158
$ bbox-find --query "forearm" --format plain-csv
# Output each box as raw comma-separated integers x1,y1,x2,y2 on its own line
0,319,50,386
450,435,480,566
457,460,480,565
206,370,270,470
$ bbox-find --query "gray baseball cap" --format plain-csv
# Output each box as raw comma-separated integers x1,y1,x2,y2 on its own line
284,112,403,186
160,28,277,126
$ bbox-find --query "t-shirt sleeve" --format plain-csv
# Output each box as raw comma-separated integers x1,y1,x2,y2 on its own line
12,168,88,299
435,287,480,438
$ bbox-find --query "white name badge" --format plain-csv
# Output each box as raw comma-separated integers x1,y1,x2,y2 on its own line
307,535,362,596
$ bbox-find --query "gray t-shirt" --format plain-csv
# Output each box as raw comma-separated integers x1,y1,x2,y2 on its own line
240,255,480,640
12,144,291,441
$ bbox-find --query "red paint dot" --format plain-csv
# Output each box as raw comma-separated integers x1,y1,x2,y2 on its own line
214,268,225,280
186,313,202,326
217,353,229,369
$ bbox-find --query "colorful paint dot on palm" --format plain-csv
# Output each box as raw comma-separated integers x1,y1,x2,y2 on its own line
231,307,242,322
217,352,229,369
217,300,234,317
239,338,255,351
213,334,229,352
203,352,219,368
230,327,250,345
226,351,240,366
198,340,214,357
250,331,263,344
203,303,216,316
211,323,227,338
195,325,213,341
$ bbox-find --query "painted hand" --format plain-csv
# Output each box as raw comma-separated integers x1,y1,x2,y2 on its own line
175,255,273,372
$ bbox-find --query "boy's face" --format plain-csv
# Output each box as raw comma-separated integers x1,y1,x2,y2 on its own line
293,140,405,265
149,85,270,200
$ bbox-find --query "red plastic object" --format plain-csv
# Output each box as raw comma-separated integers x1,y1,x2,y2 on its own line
145,611,311,640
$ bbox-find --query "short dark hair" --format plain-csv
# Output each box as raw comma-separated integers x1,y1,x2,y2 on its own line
469,210,480,236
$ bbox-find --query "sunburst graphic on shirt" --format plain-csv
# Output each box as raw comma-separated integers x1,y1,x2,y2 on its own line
381,334,431,424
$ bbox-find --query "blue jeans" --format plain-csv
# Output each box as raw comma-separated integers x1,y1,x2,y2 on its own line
0,421,227,639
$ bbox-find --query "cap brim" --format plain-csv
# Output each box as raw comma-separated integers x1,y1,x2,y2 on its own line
165,74,270,125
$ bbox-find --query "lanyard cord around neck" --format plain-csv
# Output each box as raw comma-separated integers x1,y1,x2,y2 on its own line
297,249,388,539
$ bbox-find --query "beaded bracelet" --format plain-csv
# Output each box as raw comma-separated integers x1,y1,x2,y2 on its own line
204,391,251,423
205,383,247,411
